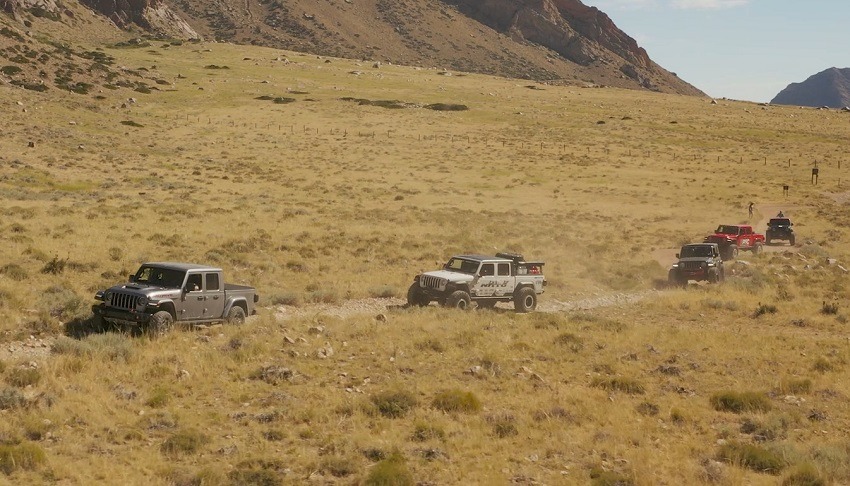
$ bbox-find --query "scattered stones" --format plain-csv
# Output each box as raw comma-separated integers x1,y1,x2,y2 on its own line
316,343,334,359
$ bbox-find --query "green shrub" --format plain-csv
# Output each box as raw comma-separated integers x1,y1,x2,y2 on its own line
41,256,67,274
778,378,812,395
431,389,481,413
368,285,397,299
414,338,444,353
782,462,826,486
364,452,413,486
0,263,29,281
590,466,634,486
5,367,41,388
0,388,26,410
268,292,300,306
718,441,785,474
554,332,584,352
425,103,469,111
145,386,170,408
120,120,144,128
820,301,839,315
812,357,835,373
319,456,357,478
710,391,772,413
0,65,23,76
161,429,206,456
0,442,47,474
590,377,645,395
371,390,417,418
753,303,778,318
487,413,518,438
228,468,281,486
411,422,445,442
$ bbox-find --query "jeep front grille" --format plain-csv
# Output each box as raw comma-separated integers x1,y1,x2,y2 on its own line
683,262,704,271
420,276,445,290
110,292,140,311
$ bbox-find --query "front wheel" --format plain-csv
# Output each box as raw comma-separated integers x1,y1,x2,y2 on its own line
789,235,795,246
226,305,246,325
513,287,537,313
407,283,430,307
753,243,763,255
147,311,174,338
445,290,471,310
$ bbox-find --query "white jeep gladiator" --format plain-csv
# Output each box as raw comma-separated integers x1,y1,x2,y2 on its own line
407,253,546,312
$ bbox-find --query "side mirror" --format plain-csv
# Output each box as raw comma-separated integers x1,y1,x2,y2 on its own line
675,253,680,259
128,275,136,282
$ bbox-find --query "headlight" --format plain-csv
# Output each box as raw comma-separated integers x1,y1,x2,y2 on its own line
671,264,679,268
104,291,112,303
137,296,148,306
707,263,716,267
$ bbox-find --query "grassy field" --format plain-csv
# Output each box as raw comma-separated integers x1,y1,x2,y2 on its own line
1,36,850,485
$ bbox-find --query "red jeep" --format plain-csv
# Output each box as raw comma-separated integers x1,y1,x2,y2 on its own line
704,224,765,260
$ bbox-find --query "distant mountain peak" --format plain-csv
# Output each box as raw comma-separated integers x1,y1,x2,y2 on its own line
771,67,850,108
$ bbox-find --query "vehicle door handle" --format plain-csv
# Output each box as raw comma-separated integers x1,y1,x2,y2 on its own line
212,296,219,300
197,296,205,301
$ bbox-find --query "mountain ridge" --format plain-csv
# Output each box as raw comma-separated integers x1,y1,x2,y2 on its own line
771,67,850,108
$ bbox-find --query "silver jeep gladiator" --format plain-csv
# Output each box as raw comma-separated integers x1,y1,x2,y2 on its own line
407,253,546,312
92,262,258,335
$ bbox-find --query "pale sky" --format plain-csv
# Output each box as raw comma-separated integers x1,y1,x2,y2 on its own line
588,0,849,102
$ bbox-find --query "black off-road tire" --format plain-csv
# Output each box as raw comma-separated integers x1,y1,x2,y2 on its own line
708,268,720,284
445,290,471,310
789,235,795,246
753,243,763,255
227,305,246,325
719,267,726,282
513,287,537,313
668,270,685,288
147,311,174,338
407,283,430,307
766,237,772,245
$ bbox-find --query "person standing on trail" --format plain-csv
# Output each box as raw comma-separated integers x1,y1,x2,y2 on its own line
748,202,754,219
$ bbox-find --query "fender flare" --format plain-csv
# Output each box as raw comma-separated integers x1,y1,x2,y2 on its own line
224,298,248,316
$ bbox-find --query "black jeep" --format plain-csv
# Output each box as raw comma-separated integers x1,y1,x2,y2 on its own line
766,218,794,246
668,243,724,287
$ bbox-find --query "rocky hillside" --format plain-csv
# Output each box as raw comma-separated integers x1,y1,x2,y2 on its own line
1,0,704,96
771,67,850,108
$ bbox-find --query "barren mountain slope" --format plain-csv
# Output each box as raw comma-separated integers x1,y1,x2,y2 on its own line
164,0,704,95
771,67,850,108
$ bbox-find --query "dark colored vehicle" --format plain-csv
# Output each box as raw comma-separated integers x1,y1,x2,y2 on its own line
93,262,258,336
766,218,795,246
668,243,724,287
704,224,764,260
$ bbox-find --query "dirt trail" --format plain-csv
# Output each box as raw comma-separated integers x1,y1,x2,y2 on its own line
273,291,657,322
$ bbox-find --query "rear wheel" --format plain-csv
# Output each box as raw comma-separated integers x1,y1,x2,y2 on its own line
147,311,174,338
226,305,246,325
445,290,471,310
513,287,537,313
407,283,430,307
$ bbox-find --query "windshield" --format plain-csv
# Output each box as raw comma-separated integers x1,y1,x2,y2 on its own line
445,258,481,275
134,266,186,288
769,218,791,226
715,225,739,235
681,246,713,258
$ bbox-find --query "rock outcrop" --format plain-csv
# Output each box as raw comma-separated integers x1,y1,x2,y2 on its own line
79,0,199,38
771,68,850,108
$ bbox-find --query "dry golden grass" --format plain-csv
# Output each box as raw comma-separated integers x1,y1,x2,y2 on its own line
0,37,849,484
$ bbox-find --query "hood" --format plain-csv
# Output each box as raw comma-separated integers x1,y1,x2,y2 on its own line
421,270,475,283
677,257,714,263
108,283,181,299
